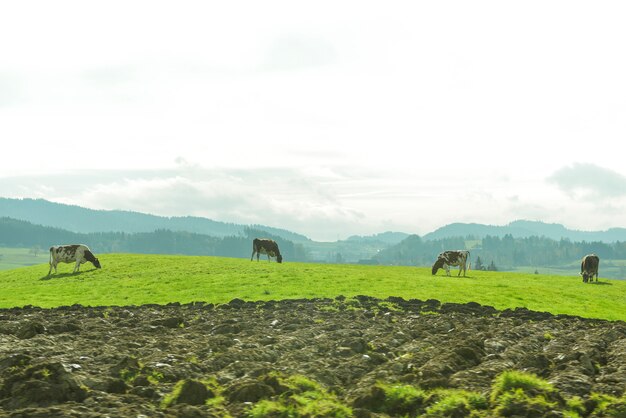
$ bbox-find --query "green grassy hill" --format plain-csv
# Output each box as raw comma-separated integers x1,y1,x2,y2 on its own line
0,247,50,271
1,254,625,321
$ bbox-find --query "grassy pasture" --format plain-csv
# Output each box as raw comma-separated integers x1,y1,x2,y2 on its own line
512,260,626,280
0,247,49,271
0,254,625,321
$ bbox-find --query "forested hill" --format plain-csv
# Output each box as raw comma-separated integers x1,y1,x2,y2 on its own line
0,198,309,243
424,220,626,243
0,217,308,261
3,197,624,245
373,234,626,279
2,216,626,278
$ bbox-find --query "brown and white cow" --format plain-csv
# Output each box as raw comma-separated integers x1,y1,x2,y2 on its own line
580,254,599,283
48,244,102,275
251,238,283,263
432,250,470,276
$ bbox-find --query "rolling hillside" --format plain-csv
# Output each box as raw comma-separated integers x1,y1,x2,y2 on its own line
4,197,626,245
0,197,310,242
1,255,625,321
0,216,400,265
1,197,625,272
424,220,626,242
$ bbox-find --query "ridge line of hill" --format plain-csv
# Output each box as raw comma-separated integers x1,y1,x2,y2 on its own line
2,197,626,244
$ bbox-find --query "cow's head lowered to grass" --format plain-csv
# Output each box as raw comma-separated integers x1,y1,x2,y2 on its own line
580,254,599,283
431,257,446,275
251,238,283,263
431,250,470,277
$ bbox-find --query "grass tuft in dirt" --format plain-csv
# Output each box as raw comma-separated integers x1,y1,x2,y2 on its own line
245,373,352,418
490,370,565,417
161,379,215,408
424,389,489,417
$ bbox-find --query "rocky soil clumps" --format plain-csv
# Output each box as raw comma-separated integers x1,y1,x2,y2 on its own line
1,296,626,417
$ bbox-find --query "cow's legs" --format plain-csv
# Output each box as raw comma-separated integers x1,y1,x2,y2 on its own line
251,249,261,262
73,260,81,273
444,265,451,276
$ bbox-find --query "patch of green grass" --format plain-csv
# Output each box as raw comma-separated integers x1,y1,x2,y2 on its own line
147,370,164,385
490,370,556,402
358,384,489,417
375,383,428,415
161,379,216,409
490,370,563,417
246,400,291,417
119,368,139,383
161,380,187,408
492,388,559,417
246,374,351,418
565,396,585,417
424,389,488,417
39,367,51,380
283,375,322,393
0,247,49,271
1,254,625,321
513,260,626,280
377,301,402,312
584,392,626,417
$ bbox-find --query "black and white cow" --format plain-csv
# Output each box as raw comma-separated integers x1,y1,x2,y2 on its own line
580,254,599,283
432,250,470,276
251,238,283,263
48,244,101,275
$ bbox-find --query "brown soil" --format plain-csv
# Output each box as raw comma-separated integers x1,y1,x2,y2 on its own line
1,296,626,417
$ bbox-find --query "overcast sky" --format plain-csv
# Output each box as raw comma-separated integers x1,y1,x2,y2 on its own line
1,1,626,241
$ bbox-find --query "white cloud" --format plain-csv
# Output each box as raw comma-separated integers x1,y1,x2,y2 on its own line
14,168,366,240
2,163,625,240
548,163,626,199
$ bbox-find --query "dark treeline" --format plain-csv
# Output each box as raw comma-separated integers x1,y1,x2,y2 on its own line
2,217,625,275
0,198,310,242
373,233,626,270
0,217,307,261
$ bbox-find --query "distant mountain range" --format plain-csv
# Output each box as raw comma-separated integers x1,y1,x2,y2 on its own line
1,197,625,247
2,197,626,276
423,220,626,243
0,198,310,243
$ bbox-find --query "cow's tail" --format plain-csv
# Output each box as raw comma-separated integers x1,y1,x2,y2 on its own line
466,250,471,271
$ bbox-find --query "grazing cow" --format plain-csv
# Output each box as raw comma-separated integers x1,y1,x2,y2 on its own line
580,254,599,283
48,244,101,276
251,238,283,263
432,250,470,277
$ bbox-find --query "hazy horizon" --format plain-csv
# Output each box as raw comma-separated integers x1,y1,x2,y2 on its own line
2,195,625,244
2,1,626,241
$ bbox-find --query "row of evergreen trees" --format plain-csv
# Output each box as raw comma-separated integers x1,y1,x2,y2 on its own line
473,256,498,271
2,217,624,273
0,217,307,262
372,233,625,271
